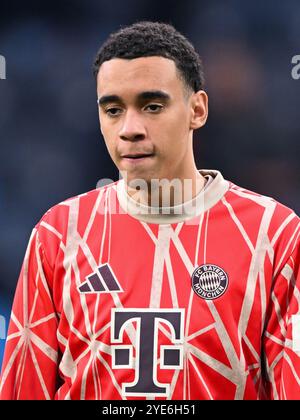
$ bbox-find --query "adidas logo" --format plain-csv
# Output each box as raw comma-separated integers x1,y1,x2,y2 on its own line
78,263,123,294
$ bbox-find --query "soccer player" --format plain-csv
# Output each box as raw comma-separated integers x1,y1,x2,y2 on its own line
0,22,299,400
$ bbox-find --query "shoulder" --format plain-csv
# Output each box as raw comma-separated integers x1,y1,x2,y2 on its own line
34,180,119,242
226,181,299,221
225,181,299,256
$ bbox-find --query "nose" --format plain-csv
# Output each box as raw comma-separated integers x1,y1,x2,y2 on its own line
118,109,146,142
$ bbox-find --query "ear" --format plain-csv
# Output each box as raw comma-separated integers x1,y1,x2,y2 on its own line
189,90,208,130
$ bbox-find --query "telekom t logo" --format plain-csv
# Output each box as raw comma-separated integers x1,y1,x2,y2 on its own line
111,308,184,398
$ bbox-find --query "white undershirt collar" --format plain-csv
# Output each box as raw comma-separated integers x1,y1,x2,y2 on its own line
116,169,229,224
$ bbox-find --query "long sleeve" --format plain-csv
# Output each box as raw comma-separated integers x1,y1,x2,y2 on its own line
0,226,59,400
262,240,300,399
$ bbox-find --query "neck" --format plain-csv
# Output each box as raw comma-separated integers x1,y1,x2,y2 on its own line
125,170,206,208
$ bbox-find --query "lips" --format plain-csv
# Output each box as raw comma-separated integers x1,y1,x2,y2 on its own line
121,153,154,159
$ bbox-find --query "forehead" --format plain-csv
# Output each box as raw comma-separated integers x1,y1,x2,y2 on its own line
97,56,184,96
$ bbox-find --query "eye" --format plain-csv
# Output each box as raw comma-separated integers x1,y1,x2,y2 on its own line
105,107,123,117
144,103,164,113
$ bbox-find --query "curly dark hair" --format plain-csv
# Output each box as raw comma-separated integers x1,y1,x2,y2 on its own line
93,21,205,92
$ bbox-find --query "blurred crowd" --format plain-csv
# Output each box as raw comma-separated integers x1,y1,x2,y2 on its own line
0,0,299,351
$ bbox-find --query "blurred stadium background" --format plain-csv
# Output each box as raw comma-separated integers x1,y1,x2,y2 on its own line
0,0,300,367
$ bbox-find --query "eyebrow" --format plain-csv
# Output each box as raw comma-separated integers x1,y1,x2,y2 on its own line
97,90,171,106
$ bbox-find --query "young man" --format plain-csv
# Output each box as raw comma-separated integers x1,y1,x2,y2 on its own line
0,22,299,400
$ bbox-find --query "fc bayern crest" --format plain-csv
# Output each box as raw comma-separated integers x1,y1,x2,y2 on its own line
192,264,229,300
